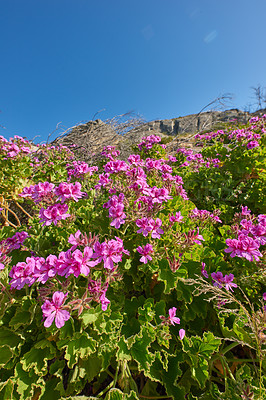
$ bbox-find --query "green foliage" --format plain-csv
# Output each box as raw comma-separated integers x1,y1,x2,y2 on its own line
0,121,265,399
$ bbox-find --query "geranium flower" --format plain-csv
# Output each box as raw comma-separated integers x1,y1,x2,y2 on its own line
136,244,153,264
41,291,70,329
168,307,180,325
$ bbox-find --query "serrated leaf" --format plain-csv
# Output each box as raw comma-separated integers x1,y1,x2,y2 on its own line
182,332,221,388
158,259,179,294
80,308,100,325
0,346,13,366
138,298,155,323
0,379,15,400
104,388,124,400
129,326,156,373
79,355,102,382
149,354,184,398
0,327,22,349
124,391,139,399
21,339,57,374
15,363,43,399
9,310,31,330
57,332,97,368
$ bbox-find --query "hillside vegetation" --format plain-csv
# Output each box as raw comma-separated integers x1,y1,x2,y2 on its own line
0,114,265,400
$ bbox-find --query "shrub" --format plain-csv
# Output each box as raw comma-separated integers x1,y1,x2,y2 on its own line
0,125,265,399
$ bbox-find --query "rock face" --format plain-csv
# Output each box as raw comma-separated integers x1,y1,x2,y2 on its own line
127,108,266,138
52,108,266,162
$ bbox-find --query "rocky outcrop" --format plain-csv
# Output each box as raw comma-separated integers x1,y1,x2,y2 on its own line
52,108,266,162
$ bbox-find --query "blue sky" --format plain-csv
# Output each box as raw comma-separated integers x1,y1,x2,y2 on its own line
1,0,266,142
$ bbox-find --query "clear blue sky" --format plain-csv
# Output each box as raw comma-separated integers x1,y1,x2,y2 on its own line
1,0,266,142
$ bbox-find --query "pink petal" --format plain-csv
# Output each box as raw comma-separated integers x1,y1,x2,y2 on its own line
179,329,185,340
44,311,56,328
55,310,70,328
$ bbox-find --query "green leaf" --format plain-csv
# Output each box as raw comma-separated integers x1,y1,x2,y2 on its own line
57,332,97,368
80,308,101,326
0,379,16,400
105,388,139,400
124,391,139,400
79,355,102,382
9,310,31,330
149,354,184,398
158,258,180,294
128,326,156,373
138,298,155,324
104,389,124,400
15,362,43,399
0,327,22,349
182,332,221,388
21,339,57,374
0,346,14,367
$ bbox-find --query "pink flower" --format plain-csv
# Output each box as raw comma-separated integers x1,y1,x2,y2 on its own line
136,244,153,264
104,160,129,174
39,203,71,226
109,202,126,229
55,182,85,203
92,237,129,270
41,291,70,328
169,211,183,223
263,293,266,301
201,262,208,278
224,234,262,262
192,228,205,245
247,141,259,149
136,218,152,237
68,230,84,250
223,274,238,292
211,271,225,288
211,272,237,292
241,206,251,216
99,292,110,311
149,218,164,239
9,258,37,289
168,307,180,325
179,329,185,340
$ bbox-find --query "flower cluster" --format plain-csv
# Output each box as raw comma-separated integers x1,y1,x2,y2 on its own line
67,161,98,178
0,135,35,158
176,148,221,170
194,115,266,151
137,135,162,151
103,193,126,229
0,231,29,253
136,217,164,239
0,231,29,270
55,182,86,203
20,182,56,203
189,207,222,223
39,203,71,226
20,181,86,226
101,146,121,161
224,212,265,262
